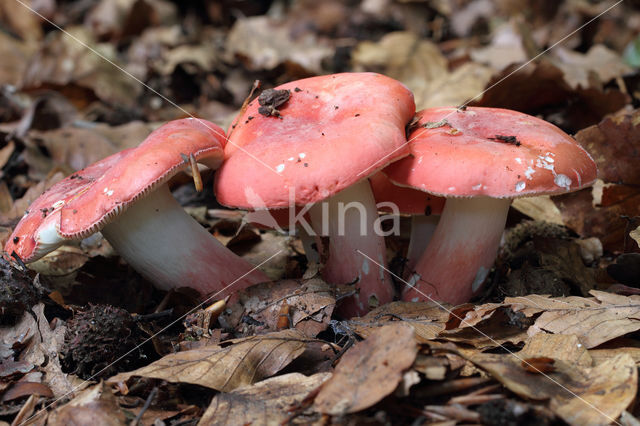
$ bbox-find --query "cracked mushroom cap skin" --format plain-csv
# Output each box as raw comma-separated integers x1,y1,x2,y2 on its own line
384,107,597,198
5,118,226,262
215,72,415,208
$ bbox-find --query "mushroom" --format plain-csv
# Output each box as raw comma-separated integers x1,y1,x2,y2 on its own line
4,118,268,297
215,73,415,316
369,172,445,271
383,107,597,305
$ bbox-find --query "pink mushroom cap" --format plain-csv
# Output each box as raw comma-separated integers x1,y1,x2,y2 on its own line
5,118,225,262
215,72,415,208
384,107,597,198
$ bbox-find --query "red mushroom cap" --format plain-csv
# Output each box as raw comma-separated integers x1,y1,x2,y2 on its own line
59,118,225,239
5,118,226,261
369,172,445,215
384,107,597,198
215,72,415,208
4,150,130,262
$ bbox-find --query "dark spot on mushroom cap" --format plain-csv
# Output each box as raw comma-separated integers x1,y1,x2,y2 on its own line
304,163,308,167
13,236,19,243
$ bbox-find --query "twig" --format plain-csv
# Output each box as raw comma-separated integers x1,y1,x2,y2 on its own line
130,386,158,426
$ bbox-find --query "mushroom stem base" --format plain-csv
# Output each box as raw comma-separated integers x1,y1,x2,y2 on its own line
403,197,510,305
102,186,268,296
309,180,393,316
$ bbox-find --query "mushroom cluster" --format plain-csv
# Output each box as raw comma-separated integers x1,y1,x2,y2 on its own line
3,73,597,317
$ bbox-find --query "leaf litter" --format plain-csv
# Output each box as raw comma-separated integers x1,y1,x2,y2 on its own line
2,0,640,424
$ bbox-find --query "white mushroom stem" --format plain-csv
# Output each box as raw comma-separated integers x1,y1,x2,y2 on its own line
101,185,268,297
403,197,510,305
309,180,393,316
406,215,440,271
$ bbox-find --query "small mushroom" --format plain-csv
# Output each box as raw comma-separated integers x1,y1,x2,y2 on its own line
384,107,597,305
4,119,268,297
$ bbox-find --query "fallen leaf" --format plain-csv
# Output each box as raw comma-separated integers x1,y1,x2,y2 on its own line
575,108,640,185
551,45,631,90
631,225,640,248
470,22,528,71
352,31,492,110
199,372,330,425
0,0,43,42
48,382,126,426
518,333,593,368
221,277,335,337
107,329,314,392
529,290,640,348
21,27,142,108
314,323,417,415
469,351,636,426
471,61,628,132
440,307,531,349
225,16,332,73
346,301,448,343
0,32,32,86
0,304,72,398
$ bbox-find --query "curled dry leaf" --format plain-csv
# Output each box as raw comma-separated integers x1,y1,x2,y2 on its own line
346,301,449,343
314,323,417,415
220,277,335,337
199,372,331,425
468,351,636,426
107,329,314,392
530,290,640,348
0,304,71,398
48,382,126,426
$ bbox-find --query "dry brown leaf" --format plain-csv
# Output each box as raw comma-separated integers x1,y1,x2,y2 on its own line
511,196,565,225
439,307,531,349
351,31,492,110
314,323,417,415
199,372,330,425
470,22,527,71
471,61,628,132
221,277,335,337
346,301,449,343
631,225,640,249
107,329,313,392
0,0,43,42
551,45,631,89
0,304,72,398
529,290,640,348
518,333,593,368
21,27,142,108
470,351,636,426
0,32,33,87
48,382,126,426
575,108,640,186
225,16,332,73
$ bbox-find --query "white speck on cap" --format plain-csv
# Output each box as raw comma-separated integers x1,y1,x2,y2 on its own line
554,174,572,190
515,181,526,192
275,164,285,173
